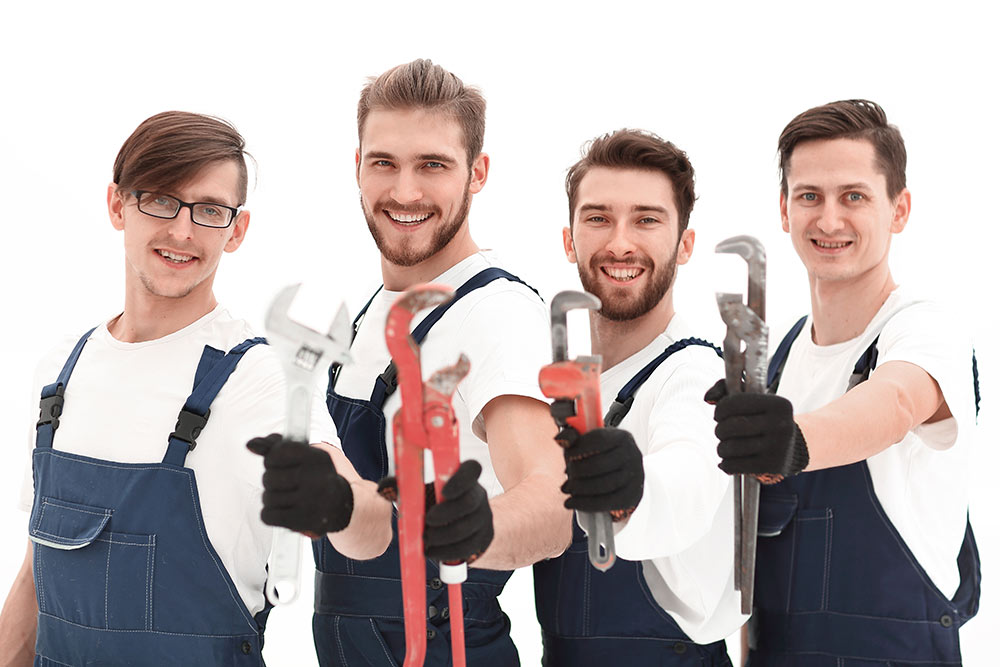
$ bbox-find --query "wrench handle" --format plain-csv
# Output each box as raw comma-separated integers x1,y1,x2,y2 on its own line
578,510,616,571
266,527,301,604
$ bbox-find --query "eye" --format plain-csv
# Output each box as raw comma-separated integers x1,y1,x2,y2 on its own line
846,192,865,202
424,161,445,169
201,206,221,217
585,215,608,224
638,216,659,225
802,192,818,202
154,196,173,206
374,159,393,167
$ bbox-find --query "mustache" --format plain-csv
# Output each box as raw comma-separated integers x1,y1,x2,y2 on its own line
374,199,440,216
587,252,653,271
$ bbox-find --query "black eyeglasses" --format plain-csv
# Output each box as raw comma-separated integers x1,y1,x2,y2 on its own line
132,191,240,229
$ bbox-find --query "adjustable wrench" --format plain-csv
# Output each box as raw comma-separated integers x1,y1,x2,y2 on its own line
264,283,352,605
715,235,768,615
537,290,615,571
385,284,471,667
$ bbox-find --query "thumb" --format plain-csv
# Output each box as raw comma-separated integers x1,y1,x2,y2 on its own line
441,459,483,499
376,476,399,503
703,379,729,405
246,433,283,457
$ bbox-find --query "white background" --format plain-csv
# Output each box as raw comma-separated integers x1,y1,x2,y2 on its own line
1,1,997,664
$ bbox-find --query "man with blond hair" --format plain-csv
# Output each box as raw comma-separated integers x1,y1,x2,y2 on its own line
253,60,569,666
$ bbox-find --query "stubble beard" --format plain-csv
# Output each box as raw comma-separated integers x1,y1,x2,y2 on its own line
362,179,472,268
577,245,678,322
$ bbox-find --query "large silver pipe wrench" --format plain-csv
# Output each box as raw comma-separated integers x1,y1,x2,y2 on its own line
264,284,352,605
715,236,768,615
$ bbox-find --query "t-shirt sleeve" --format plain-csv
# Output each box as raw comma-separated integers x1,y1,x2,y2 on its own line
876,300,977,450
453,287,551,428
614,346,731,560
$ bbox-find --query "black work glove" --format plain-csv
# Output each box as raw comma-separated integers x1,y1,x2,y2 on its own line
558,426,644,520
704,379,810,480
379,460,494,563
247,433,354,535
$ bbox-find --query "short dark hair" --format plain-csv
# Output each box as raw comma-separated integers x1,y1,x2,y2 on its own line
778,99,906,198
113,111,249,205
565,129,696,231
357,59,486,168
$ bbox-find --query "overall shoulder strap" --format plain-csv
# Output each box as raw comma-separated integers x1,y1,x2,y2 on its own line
163,337,267,466
36,328,98,449
370,267,539,407
604,337,722,427
766,316,808,392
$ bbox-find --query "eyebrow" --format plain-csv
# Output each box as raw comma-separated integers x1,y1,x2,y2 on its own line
578,203,670,214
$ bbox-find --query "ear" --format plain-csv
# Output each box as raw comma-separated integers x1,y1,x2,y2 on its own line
779,191,790,233
108,184,126,231
890,188,911,234
468,153,489,194
562,226,577,263
224,210,250,253
676,228,695,266
355,147,361,187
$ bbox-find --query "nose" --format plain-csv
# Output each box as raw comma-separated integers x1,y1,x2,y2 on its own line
815,201,846,235
604,220,637,257
390,168,423,204
165,205,197,240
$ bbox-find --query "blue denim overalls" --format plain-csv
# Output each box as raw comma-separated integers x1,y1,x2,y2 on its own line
750,316,981,666
314,268,537,666
534,338,733,666
29,329,271,666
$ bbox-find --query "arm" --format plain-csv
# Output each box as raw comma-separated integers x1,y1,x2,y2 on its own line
471,394,572,570
0,541,37,667
315,443,393,560
797,360,949,471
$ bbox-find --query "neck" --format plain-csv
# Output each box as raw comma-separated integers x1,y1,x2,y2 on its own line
808,264,896,345
381,224,480,290
591,294,676,369
109,275,218,343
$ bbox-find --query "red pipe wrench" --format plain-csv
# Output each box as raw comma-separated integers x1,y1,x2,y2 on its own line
537,290,616,571
385,284,470,667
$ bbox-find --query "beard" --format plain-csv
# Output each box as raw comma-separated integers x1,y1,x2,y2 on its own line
361,181,472,268
577,244,678,322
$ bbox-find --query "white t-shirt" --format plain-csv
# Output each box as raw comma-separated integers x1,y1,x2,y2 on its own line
602,314,746,644
776,286,977,598
20,305,338,615
333,251,551,497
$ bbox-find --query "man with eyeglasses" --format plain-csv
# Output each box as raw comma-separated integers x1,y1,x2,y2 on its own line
0,111,385,666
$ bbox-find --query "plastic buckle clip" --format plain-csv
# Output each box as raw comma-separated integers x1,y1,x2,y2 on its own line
170,408,210,451
37,385,66,431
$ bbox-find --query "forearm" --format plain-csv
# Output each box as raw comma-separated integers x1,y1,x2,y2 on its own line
317,443,392,560
472,471,572,570
797,372,931,471
0,542,37,666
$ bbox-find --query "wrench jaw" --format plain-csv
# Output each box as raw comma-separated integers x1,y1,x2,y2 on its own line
266,283,353,368
549,290,601,362
715,236,768,616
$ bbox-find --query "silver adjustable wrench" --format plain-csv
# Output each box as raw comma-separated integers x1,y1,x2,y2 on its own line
264,283,352,605
538,290,615,570
715,235,768,615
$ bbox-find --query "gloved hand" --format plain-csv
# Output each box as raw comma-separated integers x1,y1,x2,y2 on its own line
378,459,493,563
247,434,354,535
704,380,810,480
558,426,644,520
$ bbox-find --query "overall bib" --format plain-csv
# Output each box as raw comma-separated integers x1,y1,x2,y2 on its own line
315,268,536,667
534,339,732,666
30,330,271,666
750,317,982,666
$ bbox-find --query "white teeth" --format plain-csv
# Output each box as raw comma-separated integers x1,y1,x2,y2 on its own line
387,211,432,224
814,240,850,249
605,267,641,281
157,249,194,263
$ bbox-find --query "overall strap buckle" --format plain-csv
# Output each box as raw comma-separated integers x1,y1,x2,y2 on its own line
170,408,211,451
38,385,66,431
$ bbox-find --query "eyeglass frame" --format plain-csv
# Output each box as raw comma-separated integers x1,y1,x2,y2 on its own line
130,190,242,229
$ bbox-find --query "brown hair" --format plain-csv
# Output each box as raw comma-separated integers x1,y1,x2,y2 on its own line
113,111,250,205
566,129,696,231
357,59,486,167
778,99,906,198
